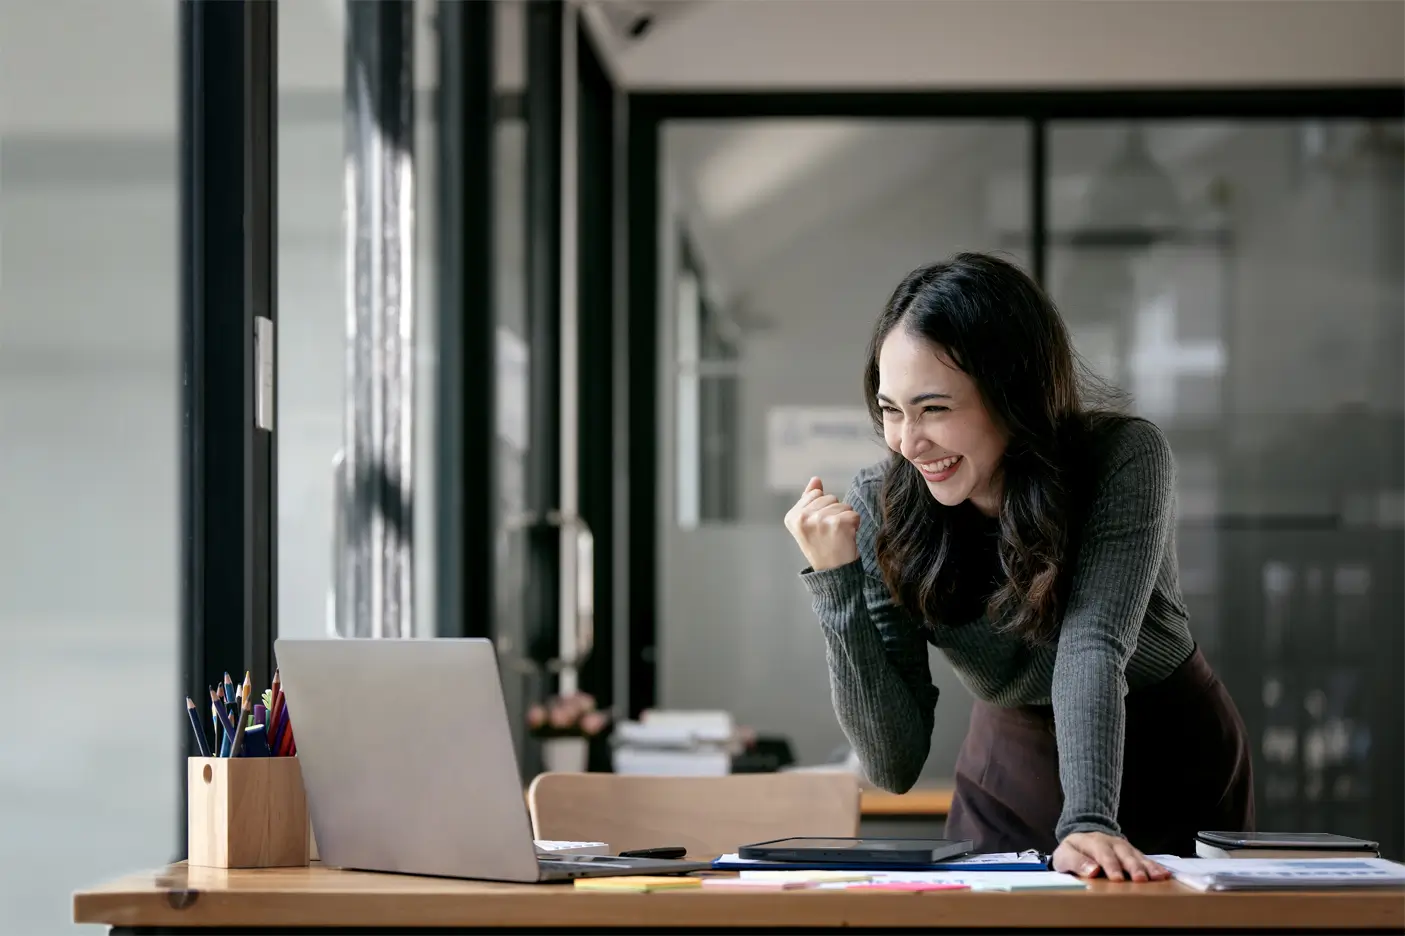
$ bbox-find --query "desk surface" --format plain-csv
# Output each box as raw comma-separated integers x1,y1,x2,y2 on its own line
74,863,1405,932
860,785,953,816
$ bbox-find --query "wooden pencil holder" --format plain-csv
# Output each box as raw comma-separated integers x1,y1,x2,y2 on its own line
188,757,310,869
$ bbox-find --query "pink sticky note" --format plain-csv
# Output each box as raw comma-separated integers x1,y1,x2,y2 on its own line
850,882,971,892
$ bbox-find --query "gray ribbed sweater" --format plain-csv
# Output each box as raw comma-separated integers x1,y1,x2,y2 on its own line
800,417,1195,843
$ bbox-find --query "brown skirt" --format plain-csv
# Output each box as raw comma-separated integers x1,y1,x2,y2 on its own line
943,646,1254,857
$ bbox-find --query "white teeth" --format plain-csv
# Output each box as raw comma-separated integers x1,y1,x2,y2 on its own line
918,455,960,473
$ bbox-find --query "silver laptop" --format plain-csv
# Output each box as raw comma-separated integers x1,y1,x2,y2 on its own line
274,637,711,882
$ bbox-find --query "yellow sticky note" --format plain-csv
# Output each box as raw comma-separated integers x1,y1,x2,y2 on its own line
574,875,703,892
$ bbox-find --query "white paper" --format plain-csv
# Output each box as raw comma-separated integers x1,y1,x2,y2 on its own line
1158,856,1405,891
765,406,886,493
535,839,610,856
933,851,1048,867
812,871,1086,891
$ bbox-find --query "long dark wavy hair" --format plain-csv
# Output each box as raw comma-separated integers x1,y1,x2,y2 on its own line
864,252,1122,645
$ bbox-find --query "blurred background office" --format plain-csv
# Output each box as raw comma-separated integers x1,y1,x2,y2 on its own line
0,1,1400,932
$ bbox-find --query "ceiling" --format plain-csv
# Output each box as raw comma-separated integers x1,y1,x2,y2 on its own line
581,0,1404,90
1,0,1400,135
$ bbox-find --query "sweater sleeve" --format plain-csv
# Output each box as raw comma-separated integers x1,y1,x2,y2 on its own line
1051,421,1176,842
799,476,939,793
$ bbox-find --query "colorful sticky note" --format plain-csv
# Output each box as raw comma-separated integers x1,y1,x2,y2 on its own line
848,882,971,892
574,876,703,892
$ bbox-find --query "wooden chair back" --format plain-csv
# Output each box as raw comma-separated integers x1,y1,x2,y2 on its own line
525,771,861,858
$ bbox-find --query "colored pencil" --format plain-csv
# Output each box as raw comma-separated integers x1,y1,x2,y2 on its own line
211,702,225,753
269,679,286,752
268,670,283,745
210,687,235,740
228,694,252,757
223,673,235,720
271,704,288,755
185,697,211,757
277,706,296,756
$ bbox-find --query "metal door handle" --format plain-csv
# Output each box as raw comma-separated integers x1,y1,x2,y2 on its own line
499,510,595,674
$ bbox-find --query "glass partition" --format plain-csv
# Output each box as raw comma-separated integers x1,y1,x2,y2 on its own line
655,115,1404,858
277,0,440,640
657,119,1030,776
1048,119,1403,854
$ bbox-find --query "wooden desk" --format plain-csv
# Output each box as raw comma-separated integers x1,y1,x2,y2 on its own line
74,863,1405,934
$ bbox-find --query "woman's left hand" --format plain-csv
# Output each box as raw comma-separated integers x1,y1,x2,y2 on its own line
1052,831,1171,882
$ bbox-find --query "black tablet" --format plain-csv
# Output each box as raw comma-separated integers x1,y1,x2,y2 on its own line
1197,831,1379,850
738,836,974,865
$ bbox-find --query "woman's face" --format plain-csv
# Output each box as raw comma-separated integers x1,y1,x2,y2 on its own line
876,328,1008,515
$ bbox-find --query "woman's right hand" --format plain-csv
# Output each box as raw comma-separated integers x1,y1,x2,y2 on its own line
784,477,861,572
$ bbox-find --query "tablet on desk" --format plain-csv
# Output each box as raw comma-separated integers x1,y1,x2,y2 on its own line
738,837,974,865
1197,832,1379,851
1194,831,1381,858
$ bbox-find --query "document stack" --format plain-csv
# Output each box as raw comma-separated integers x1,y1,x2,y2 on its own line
1158,856,1405,891
611,710,738,776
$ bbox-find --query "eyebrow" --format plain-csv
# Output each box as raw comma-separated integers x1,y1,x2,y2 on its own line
876,391,952,405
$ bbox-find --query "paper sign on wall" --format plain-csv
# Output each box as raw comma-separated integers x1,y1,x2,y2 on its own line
766,406,886,494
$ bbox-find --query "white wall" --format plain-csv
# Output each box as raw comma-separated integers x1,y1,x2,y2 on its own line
0,176,180,933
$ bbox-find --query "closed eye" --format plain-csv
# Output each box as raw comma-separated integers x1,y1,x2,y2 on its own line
880,404,948,416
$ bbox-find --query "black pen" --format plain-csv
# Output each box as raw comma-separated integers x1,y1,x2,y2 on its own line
619,846,688,860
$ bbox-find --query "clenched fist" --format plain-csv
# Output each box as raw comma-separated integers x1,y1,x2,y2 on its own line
784,477,861,572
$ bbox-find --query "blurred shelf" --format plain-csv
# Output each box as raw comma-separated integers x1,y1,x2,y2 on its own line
860,785,954,817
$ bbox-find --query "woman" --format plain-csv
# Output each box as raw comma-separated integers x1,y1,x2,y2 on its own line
784,253,1253,882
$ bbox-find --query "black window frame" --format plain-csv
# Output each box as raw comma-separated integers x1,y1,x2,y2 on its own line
177,0,278,856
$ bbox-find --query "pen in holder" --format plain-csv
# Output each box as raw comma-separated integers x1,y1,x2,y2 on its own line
187,756,310,868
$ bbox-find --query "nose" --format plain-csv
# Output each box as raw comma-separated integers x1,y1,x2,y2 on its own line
900,422,931,461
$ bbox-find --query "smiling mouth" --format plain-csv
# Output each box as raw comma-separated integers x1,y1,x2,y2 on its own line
916,455,962,482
